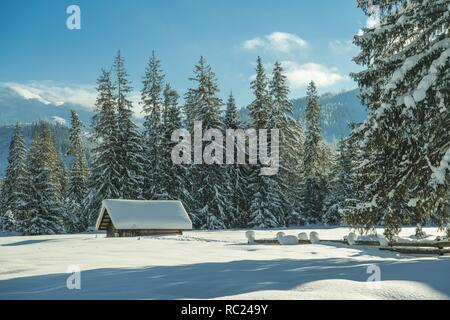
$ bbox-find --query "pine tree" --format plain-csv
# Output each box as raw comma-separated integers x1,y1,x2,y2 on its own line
222,93,249,228
187,57,228,229
350,0,450,238
248,57,271,129
159,84,189,202
303,82,327,223
23,125,64,235
36,124,66,196
224,93,240,129
0,124,28,232
285,117,306,225
324,138,353,225
247,57,283,229
269,61,304,226
66,111,89,232
113,51,145,199
67,110,84,157
84,69,122,226
141,51,165,199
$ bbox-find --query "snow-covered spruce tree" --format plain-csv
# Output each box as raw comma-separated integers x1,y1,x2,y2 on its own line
324,138,354,225
1,210,16,233
67,110,85,157
141,51,165,200
303,82,327,224
180,88,200,217
186,57,228,230
269,61,305,226
23,125,64,235
222,93,250,228
37,123,67,202
0,124,28,232
113,51,145,199
159,84,190,202
183,88,197,132
248,57,271,129
350,0,450,239
285,117,306,225
84,69,122,226
247,57,284,229
66,111,89,232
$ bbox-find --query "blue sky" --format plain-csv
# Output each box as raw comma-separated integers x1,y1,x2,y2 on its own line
0,0,368,112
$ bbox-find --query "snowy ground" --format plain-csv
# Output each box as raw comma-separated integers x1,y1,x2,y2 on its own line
0,227,449,300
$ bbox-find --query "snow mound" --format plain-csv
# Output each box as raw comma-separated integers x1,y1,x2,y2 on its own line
245,231,256,244
298,232,308,241
276,232,299,245
309,231,320,244
347,232,358,245
218,279,448,300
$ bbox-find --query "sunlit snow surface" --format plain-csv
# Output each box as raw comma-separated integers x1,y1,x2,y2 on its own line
0,227,449,300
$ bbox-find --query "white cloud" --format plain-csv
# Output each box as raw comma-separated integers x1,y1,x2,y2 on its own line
243,32,307,54
281,61,345,90
3,81,144,117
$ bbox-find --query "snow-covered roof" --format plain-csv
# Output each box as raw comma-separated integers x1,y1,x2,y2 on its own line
96,200,192,231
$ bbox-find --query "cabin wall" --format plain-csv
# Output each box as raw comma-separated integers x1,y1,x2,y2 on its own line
106,223,117,237
106,226,182,238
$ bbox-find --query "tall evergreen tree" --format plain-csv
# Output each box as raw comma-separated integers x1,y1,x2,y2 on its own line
324,138,354,225
285,117,305,225
66,111,89,232
113,51,144,199
269,61,303,226
187,57,228,229
247,57,284,228
159,84,189,202
350,0,450,238
248,57,271,129
224,93,240,129
223,93,249,228
84,69,122,226
23,125,64,235
0,124,28,232
303,82,327,223
67,110,84,157
141,51,165,199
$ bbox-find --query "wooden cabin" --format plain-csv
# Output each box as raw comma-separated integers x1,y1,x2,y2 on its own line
95,199,193,237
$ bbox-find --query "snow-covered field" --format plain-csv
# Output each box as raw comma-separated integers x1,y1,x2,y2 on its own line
1,227,449,300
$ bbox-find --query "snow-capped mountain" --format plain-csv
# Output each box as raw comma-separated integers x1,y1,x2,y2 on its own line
0,85,94,127
292,88,367,141
240,89,367,141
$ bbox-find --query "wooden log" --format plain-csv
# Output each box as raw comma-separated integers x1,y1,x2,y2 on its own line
252,239,279,244
252,239,313,245
379,247,450,256
321,239,380,246
355,240,381,246
251,239,381,246
388,241,450,249
320,240,348,245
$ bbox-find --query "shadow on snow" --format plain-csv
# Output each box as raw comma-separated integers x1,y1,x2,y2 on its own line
1,257,450,299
